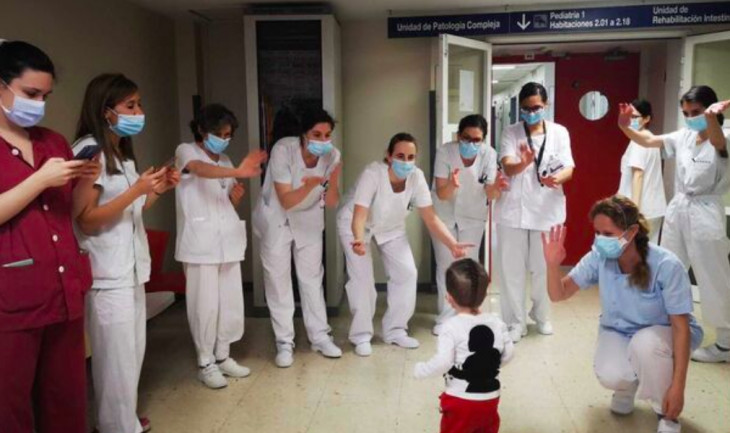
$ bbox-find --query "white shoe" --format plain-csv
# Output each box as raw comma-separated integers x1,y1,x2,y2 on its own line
657,418,681,433
508,325,527,343
312,339,343,358
198,364,228,389
610,385,638,415
529,312,554,335
432,323,444,336
691,344,730,363
354,342,373,357
535,321,554,335
217,358,251,378
385,335,420,349
275,345,294,368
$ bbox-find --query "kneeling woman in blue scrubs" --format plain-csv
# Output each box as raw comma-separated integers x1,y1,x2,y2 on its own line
542,195,702,433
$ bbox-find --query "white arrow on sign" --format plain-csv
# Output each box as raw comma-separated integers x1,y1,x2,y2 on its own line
517,13,531,30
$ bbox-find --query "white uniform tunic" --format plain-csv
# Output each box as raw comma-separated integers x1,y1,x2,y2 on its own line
494,121,575,333
73,136,148,433
495,120,574,231
75,138,150,289
252,136,340,348
659,129,730,347
431,142,498,327
618,141,666,243
337,161,432,344
175,142,246,367
175,142,247,264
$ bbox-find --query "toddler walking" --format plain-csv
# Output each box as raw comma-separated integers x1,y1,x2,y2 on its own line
414,258,514,433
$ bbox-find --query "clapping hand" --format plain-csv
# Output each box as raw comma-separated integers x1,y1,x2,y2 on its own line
230,182,245,206
235,149,268,178
705,100,730,116
494,171,509,191
154,167,181,194
450,168,461,188
518,143,535,167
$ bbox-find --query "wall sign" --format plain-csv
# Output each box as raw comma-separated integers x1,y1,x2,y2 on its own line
388,2,730,38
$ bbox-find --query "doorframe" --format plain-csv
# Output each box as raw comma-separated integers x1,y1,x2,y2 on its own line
681,30,730,98
434,34,494,276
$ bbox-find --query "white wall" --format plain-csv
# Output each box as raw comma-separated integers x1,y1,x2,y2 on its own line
1,0,180,263
198,12,256,282
341,18,434,283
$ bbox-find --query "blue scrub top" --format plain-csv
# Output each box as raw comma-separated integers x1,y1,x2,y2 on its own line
568,244,703,347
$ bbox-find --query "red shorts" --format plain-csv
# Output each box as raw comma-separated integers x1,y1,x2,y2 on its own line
440,393,500,433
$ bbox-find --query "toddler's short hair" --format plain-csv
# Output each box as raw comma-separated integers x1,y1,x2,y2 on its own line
446,258,489,311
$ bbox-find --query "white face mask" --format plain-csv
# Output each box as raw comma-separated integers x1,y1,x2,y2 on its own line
1,81,46,128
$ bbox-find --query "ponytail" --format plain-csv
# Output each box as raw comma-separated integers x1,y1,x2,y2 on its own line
630,213,651,290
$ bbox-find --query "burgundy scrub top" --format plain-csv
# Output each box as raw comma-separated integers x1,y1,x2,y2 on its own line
0,126,92,332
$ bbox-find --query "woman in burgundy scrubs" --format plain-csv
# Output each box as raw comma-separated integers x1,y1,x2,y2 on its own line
0,41,98,433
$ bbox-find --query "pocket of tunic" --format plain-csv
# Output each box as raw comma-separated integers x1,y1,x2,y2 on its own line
0,263,52,313
637,290,664,320
180,218,218,257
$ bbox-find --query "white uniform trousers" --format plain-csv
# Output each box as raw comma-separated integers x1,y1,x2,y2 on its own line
661,206,730,347
647,217,663,245
594,326,700,414
260,226,331,348
432,223,484,326
184,262,244,366
340,232,418,344
87,285,146,433
496,224,551,329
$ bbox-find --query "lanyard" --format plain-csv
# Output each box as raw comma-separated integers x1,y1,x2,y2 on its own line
523,121,547,186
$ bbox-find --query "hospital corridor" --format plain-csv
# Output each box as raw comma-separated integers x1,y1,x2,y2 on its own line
1,0,730,433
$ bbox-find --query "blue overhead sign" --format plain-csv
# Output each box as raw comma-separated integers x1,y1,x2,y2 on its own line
388,2,730,38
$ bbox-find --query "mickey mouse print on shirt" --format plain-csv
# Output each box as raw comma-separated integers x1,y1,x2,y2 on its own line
446,325,502,394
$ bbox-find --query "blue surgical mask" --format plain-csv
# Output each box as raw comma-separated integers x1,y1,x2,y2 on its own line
204,133,230,154
520,108,545,126
307,139,334,157
391,159,415,179
1,82,46,127
459,141,480,159
592,233,628,259
685,114,708,132
630,118,642,130
109,110,145,137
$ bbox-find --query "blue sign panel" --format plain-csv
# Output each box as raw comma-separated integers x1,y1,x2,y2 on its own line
388,2,730,38
388,13,510,37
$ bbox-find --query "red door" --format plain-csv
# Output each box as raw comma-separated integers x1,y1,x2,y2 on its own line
494,53,640,264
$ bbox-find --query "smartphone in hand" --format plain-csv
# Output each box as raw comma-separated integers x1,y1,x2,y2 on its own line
73,144,103,160
152,157,176,172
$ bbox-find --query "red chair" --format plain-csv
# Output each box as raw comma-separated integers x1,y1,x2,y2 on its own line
145,229,186,294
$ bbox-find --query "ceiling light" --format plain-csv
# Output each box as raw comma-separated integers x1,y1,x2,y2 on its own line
492,65,516,71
